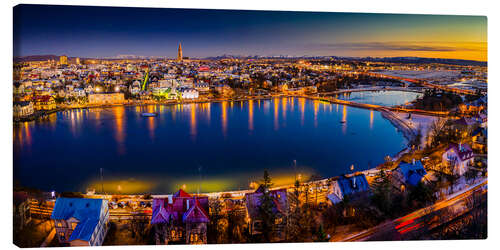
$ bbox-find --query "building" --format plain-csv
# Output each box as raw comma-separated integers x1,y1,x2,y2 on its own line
215,84,234,97
130,80,142,95
150,189,209,245
177,42,183,62
194,82,210,92
51,198,109,246
33,95,56,111
473,113,487,128
13,101,34,118
181,88,199,99
392,160,428,192
245,187,288,239
88,93,125,105
75,57,81,65
13,191,32,231
59,55,68,65
471,127,487,153
442,143,474,175
327,174,370,204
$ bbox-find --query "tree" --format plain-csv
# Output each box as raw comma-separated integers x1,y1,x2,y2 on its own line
409,127,423,150
315,224,329,242
371,170,393,216
258,170,276,242
208,198,227,243
286,180,303,242
408,181,435,208
129,215,151,242
309,174,322,205
464,168,479,185
226,205,247,243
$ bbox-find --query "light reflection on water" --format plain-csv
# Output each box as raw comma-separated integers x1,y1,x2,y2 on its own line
13,97,408,194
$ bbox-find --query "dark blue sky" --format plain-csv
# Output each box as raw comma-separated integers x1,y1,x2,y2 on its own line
13,4,487,60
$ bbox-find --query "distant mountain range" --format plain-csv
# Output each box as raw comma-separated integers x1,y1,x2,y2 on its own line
14,54,487,66
14,54,62,62
355,56,487,67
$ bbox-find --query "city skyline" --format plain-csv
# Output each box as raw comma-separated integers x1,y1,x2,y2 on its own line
14,5,487,61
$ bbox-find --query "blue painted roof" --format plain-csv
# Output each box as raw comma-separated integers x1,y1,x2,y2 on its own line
337,174,370,197
69,218,100,242
51,198,105,242
395,161,427,186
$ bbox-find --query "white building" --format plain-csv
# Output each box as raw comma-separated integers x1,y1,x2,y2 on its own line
13,101,34,118
182,88,199,99
442,143,474,175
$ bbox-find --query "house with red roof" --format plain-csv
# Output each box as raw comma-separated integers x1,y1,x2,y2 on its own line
33,95,56,111
442,143,474,175
150,189,209,244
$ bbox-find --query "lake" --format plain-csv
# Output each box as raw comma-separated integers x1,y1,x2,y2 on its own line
333,90,423,106
13,97,408,194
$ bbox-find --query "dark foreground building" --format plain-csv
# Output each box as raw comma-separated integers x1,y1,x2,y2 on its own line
151,189,210,244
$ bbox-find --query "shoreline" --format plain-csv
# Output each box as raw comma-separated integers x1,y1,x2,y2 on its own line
16,93,425,197
14,90,448,124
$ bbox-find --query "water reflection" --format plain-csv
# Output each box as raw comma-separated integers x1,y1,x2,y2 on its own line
113,106,126,155
370,109,374,130
282,97,287,122
300,98,305,126
221,101,228,136
14,97,408,193
274,98,279,131
313,100,319,128
14,122,32,149
342,105,347,134
248,100,254,132
190,103,197,140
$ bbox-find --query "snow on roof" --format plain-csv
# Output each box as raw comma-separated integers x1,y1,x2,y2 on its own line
337,174,370,197
395,160,427,186
446,143,474,161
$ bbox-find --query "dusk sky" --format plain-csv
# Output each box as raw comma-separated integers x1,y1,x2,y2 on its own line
14,4,487,61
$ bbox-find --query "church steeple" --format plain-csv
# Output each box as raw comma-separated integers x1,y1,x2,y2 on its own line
177,42,183,61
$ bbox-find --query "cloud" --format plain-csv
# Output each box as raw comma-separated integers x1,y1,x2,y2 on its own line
310,42,484,52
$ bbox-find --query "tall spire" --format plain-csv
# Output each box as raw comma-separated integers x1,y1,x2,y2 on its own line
177,42,183,61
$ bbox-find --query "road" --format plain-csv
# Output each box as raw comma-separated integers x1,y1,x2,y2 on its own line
341,178,487,241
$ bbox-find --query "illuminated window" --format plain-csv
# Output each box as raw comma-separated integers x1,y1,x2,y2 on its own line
71,222,78,230
57,222,62,228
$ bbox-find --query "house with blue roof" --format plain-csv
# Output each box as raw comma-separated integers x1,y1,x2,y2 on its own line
392,160,428,191
51,197,109,246
327,174,370,205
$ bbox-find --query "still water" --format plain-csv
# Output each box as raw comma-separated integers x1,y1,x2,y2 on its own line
14,98,408,194
334,90,423,106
